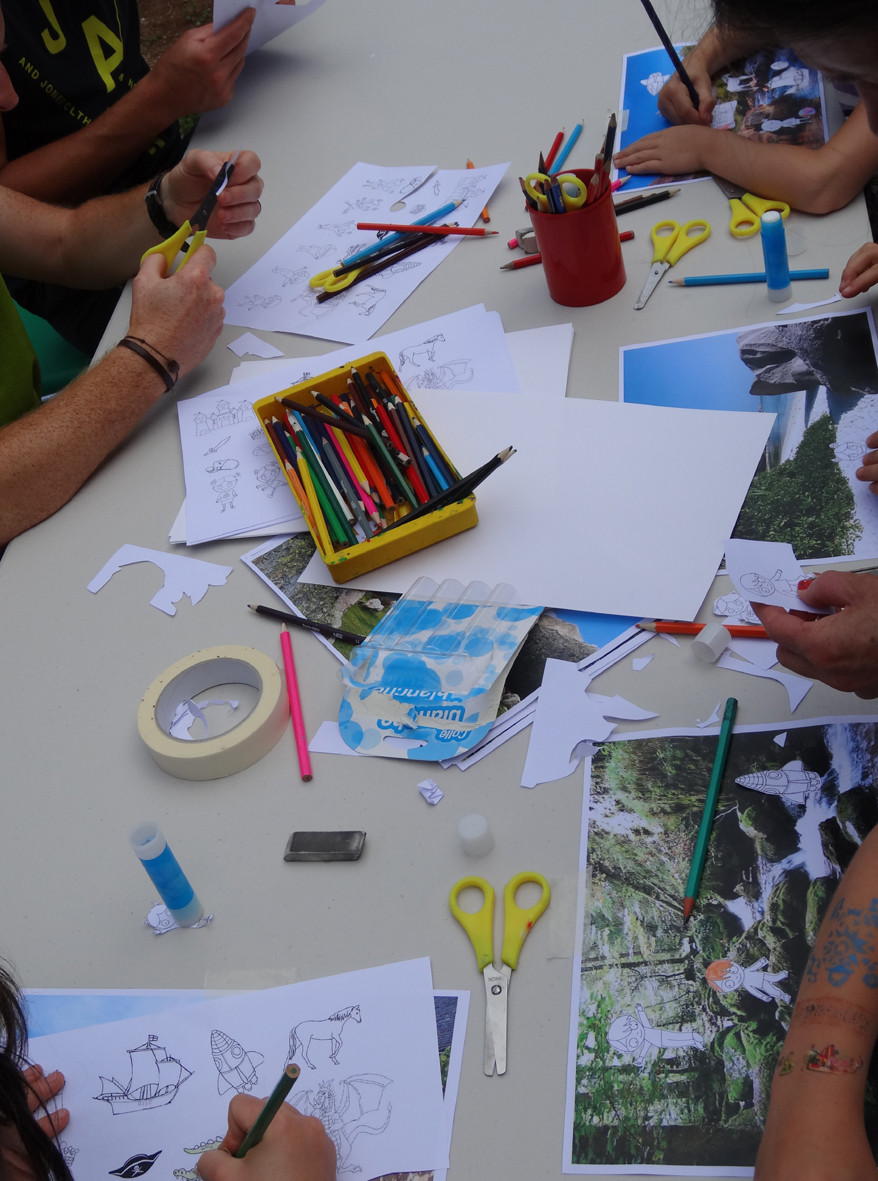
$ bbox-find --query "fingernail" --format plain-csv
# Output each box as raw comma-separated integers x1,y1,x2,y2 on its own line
798,577,814,591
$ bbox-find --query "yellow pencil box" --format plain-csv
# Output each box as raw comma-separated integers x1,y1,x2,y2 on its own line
253,352,478,583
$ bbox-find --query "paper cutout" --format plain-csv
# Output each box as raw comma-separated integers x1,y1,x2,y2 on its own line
144,904,213,935
227,332,285,359
697,701,722,728
521,659,658,788
87,545,233,615
632,654,653,670
706,958,789,1003
778,292,844,316
418,779,444,805
716,651,812,711
724,538,818,611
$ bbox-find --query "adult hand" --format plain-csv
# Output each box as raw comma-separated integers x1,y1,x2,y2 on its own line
614,125,713,176
163,149,264,241
128,246,225,378
22,1063,69,1138
656,58,715,125
148,8,255,116
855,430,878,492
839,242,878,298
752,571,878,698
196,1094,336,1181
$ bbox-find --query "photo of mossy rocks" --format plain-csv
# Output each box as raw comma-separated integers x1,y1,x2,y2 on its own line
569,717,878,1170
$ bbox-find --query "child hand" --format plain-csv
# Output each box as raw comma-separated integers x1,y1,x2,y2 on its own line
839,242,878,297
614,125,714,176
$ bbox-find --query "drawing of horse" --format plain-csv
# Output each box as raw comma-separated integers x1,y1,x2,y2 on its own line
288,1005,362,1070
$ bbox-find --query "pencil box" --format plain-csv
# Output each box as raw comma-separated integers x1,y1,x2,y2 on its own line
253,352,478,583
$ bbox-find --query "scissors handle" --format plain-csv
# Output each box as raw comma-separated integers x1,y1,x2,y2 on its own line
652,219,711,267
308,265,360,293
141,219,194,271
555,173,588,210
450,877,495,972
501,871,551,970
729,193,790,238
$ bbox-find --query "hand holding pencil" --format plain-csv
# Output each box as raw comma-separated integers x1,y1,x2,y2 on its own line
196,1089,336,1179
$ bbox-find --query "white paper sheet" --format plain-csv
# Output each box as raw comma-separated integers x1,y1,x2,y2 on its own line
28,958,447,1180
223,162,508,342
300,393,774,620
214,0,329,54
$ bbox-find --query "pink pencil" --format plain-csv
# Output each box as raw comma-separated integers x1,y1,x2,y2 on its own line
280,625,313,781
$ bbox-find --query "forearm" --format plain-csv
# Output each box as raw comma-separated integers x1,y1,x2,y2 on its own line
0,347,167,545
0,75,180,205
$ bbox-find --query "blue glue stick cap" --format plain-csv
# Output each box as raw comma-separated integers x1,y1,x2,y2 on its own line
130,822,203,925
760,210,791,303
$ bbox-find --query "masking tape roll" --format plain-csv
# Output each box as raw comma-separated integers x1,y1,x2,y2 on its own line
138,645,289,781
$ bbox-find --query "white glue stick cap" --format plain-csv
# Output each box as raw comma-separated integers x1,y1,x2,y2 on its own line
458,813,495,858
691,622,731,663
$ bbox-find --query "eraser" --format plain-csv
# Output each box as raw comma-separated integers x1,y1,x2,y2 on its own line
458,813,494,858
691,622,731,663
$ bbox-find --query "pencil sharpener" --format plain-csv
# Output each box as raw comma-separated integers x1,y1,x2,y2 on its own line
284,830,366,861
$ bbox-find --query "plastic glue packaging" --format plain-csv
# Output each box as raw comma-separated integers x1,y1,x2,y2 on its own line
338,578,543,760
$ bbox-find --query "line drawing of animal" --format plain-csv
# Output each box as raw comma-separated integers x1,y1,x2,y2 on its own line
288,1005,362,1070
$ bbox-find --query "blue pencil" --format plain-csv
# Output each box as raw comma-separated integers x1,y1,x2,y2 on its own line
670,268,829,287
550,122,583,173
340,200,462,267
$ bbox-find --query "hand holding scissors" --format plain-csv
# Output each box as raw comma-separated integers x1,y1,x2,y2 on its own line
142,151,240,272
712,175,790,238
524,172,589,213
450,871,550,1075
634,218,711,309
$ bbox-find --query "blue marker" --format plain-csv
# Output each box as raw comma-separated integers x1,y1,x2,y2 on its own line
340,200,461,267
760,211,791,303
130,822,202,925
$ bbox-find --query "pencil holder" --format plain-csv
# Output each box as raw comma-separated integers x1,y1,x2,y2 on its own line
253,353,478,583
528,168,626,307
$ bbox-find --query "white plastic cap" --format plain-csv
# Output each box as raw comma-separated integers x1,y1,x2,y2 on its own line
458,813,495,858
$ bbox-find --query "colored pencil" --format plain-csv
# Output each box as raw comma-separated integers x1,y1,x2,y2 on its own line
637,620,769,639
235,1064,301,1158
683,698,738,921
249,603,366,646
501,253,543,270
280,627,312,783
294,444,337,554
550,121,582,173
614,187,680,215
610,176,630,193
316,233,440,303
339,199,462,267
380,446,516,532
637,0,700,111
544,127,565,172
670,269,829,287
355,222,498,237
467,159,490,222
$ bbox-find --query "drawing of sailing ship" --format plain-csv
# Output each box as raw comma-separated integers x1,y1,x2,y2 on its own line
95,1035,192,1114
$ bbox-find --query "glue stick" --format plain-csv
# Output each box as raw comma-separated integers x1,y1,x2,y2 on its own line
760,211,791,303
130,822,203,925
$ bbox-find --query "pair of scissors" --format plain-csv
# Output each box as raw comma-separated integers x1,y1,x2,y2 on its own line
523,172,588,213
712,175,790,238
633,218,711,309
308,263,364,294
142,152,239,272
449,871,550,1076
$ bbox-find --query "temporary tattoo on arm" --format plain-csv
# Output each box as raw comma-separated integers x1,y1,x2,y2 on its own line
774,1045,864,1078
805,897,878,989
795,996,877,1037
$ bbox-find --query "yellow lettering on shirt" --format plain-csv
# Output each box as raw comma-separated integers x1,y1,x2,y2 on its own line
82,15,123,93
38,0,67,53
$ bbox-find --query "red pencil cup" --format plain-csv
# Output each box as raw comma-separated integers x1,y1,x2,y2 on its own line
528,168,626,307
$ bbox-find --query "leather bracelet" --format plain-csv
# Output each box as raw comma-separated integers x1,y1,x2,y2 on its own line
117,336,180,393
144,172,179,239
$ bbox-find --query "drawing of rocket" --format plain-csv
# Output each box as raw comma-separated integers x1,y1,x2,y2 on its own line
735,759,821,803
210,1029,264,1094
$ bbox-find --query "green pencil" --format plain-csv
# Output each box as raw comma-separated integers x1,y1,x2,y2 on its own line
683,697,738,921
234,1063,301,1157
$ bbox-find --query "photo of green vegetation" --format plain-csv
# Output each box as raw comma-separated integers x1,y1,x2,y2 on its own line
569,719,878,1170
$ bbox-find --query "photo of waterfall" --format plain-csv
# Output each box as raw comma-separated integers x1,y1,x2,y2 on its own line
564,715,878,1172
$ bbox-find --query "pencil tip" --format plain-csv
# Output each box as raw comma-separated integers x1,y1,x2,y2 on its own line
682,898,694,922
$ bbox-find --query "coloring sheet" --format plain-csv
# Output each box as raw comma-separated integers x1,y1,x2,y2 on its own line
223,162,508,342
214,0,329,54
28,958,448,1180
564,716,878,1173
620,307,878,563
296,390,773,620
615,44,828,192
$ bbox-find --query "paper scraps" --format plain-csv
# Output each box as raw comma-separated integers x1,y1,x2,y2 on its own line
144,902,214,935
418,779,444,805
724,538,826,613
521,659,659,788
87,545,233,615
227,332,285,359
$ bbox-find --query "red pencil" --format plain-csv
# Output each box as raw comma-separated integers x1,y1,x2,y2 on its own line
544,128,565,172
356,222,498,237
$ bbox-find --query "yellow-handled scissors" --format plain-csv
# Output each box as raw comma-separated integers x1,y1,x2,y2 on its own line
450,871,550,1076
713,175,790,238
524,172,588,213
308,264,364,294
142,152,239,272
633,218,712,309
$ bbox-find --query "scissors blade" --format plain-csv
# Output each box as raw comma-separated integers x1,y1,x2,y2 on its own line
482,965,509,1075
190,152,241,233
634,262,667,310
711,174,746,201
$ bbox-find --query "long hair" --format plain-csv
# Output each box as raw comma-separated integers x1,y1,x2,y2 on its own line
713,0,878,40
0,960,73,1181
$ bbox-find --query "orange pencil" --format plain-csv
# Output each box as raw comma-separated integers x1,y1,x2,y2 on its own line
467,158,490,223
638,620,769,639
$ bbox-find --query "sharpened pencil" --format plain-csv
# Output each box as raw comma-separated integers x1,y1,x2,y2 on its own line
355,222,498,237
637,620,769,639
637,0,700,111
249,603,366,646
235,1064,301,1158
683,698,737,921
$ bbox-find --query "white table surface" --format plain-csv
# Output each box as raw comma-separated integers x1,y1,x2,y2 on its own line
2,1,877,1177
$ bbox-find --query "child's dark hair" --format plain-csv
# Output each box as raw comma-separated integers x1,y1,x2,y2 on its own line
713,0,878,41
0,959,73,1181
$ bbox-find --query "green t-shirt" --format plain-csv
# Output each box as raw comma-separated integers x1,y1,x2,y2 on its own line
0,276,41,428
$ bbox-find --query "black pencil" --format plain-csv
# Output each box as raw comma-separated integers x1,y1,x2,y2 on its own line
248,603,366,646
637,0,700,111
379,446,516,533
614,187,680,215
